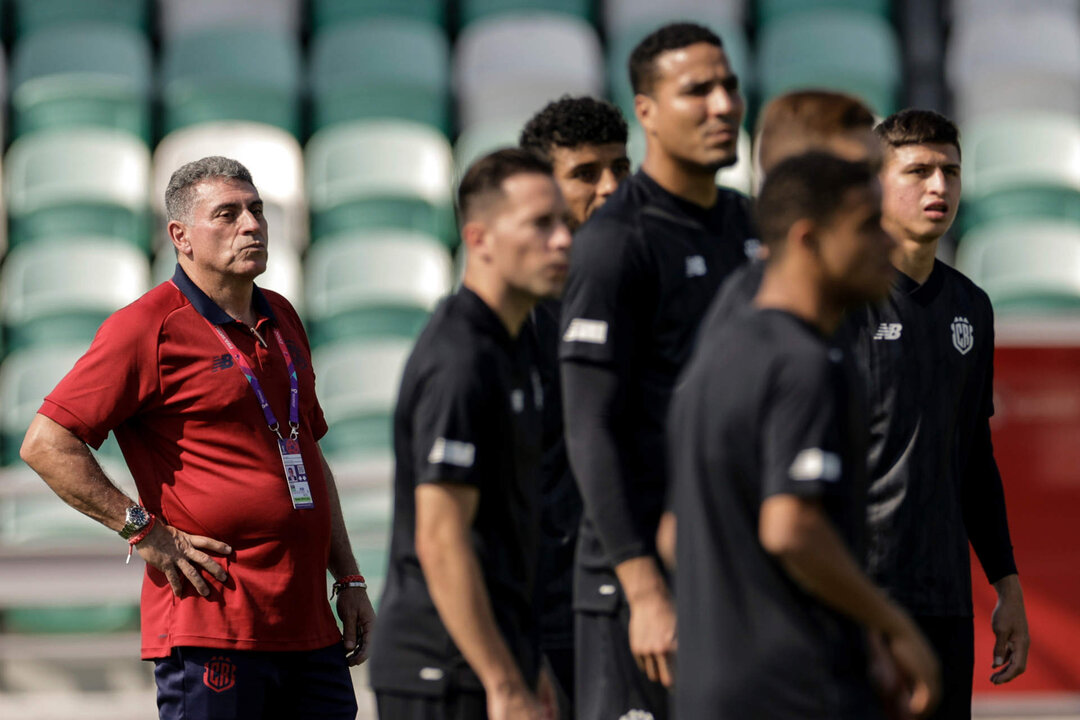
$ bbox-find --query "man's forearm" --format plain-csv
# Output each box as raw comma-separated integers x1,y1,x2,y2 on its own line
318,448,360,579
20,413,134,532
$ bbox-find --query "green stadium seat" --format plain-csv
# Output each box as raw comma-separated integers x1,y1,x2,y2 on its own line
4,128,152,250
305,230,453,346
306,121,455,245
158,0,302,43
313,338,414,461
1,238,150,353
955,220,1080,313
757,9,901,117
2,604,140,634
309,0,447,32
10,23,152,142
160,28,302,137
603,0,747,40
756,0,891,26
607,19,752,125
12,0,150,38
459,0,592,28
309,19,451,135
453,120,525,180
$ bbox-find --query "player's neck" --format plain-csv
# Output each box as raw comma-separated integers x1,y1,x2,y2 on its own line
462,276,532,338
641,151,718,209
755,265,845,336
891,235,939,286
183,262,258,327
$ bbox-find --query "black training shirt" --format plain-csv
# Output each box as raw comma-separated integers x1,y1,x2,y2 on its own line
559,170,755,610
851,260,1016,616
370,287,544,696
671,308,876,719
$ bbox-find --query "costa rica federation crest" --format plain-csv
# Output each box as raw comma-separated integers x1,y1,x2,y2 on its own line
951,316,974,355
203,655,237,693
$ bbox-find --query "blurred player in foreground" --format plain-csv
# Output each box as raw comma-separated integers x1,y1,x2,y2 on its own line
670,153,940,719
519,95,631,716
558,22,755,720
854,109,1029,719
370,149,571,720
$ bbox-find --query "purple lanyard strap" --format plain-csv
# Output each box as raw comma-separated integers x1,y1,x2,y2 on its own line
206,321,300,439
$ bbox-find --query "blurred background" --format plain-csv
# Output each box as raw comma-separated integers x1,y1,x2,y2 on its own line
0,0,1077,718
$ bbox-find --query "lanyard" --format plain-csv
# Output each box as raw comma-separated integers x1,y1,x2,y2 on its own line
205,319,300,439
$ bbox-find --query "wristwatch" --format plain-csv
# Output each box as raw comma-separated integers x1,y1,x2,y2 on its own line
118,505,152,540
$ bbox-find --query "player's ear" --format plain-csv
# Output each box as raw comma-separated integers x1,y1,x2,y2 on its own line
168,220,191,257
635,92,657,135
788,218,821,258
461,220,490,260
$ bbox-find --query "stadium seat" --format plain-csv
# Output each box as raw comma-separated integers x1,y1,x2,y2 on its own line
12,0,150,38
312,338,414,461
305,230,453,346
627,125,755,196
955,220,1080,313
603,0,746,39
756,0,892,26
152,121,309,253
1,604,141,634
1,238,150,353
4,128,152,250
459,0,593,28
157,0,302,42
160,28,302,137
607,19,752,125
756,9,901,116
306,120,456,245
10,23,152,143
309,18,451,135
309,0,446,31
453,120,525,181
454,13,605,130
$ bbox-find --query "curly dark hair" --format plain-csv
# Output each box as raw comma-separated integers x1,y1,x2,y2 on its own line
519,95,629,162
629,22,723,96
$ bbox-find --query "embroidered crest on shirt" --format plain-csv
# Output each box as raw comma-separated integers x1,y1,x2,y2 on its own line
685,255,708,278
203,656,237,693
873,323,903,340
951,316,974,355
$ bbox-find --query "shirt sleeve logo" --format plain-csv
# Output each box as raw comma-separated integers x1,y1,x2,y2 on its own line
951,316,974,355
872,323,903,340
563,318,609,345
685,255,708,278
789,448,841,482
211,353,234,371
428,438,476,468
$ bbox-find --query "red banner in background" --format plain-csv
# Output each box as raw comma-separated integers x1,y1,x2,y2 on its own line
973,341,1080,695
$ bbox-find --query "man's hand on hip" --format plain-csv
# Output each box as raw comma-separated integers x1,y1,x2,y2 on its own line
337,587,376,666
135,522,231,597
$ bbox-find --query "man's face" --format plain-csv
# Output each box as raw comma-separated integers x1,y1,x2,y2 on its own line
549,142,630,231
485,173,573,300
172,178,268,280
638,42,745,173
816,181,896,304
880,142,961,245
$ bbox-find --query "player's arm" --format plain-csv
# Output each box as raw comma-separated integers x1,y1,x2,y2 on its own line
415,482,543,720
20,413,230,597
318,447,376,666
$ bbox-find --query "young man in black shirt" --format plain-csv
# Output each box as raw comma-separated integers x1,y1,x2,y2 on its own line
370,149,571,720
671,153,940,719
853,110,1029,719
519,95,631,715
558,22,755,720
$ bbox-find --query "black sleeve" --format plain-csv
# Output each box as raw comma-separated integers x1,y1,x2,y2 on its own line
559,218,650,565
411,357,493,489
762,352,844,502
962,313,1018,584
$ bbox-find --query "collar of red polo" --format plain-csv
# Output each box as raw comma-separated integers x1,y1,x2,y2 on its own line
171,264,277,325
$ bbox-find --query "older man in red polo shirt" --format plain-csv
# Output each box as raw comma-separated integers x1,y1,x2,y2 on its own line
20,156,374,720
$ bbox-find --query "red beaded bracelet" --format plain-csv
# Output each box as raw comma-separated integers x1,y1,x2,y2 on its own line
125,514,157,564
331,574,367,598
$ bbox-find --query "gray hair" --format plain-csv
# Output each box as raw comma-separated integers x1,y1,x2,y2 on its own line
165,156,255,222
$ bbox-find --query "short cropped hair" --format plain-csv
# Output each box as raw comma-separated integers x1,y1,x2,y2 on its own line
876,109,961,159
756,152,875,253
756,90,876,175
519,96,629,162
457,148,553,224
166,156,255,222
629,22,723,96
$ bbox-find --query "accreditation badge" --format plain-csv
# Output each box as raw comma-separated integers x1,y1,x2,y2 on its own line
277,437,314,509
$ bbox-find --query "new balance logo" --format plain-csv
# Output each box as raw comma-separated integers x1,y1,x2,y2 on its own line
873,323,903,340
211,353,234,371
685,255,707,278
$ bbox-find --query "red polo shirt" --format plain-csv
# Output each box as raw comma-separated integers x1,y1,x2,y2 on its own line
39,266,341,659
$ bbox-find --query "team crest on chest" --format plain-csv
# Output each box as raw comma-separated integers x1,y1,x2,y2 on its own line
951,316,974,355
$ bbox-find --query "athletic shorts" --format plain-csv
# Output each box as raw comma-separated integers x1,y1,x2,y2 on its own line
154,642,357,720
376,690,487,720
914,615,974,720
575,604,670,720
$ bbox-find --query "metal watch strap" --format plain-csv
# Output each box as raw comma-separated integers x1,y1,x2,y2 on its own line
118,505,151,540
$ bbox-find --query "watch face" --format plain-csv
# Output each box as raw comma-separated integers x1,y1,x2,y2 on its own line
120,505,150,539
